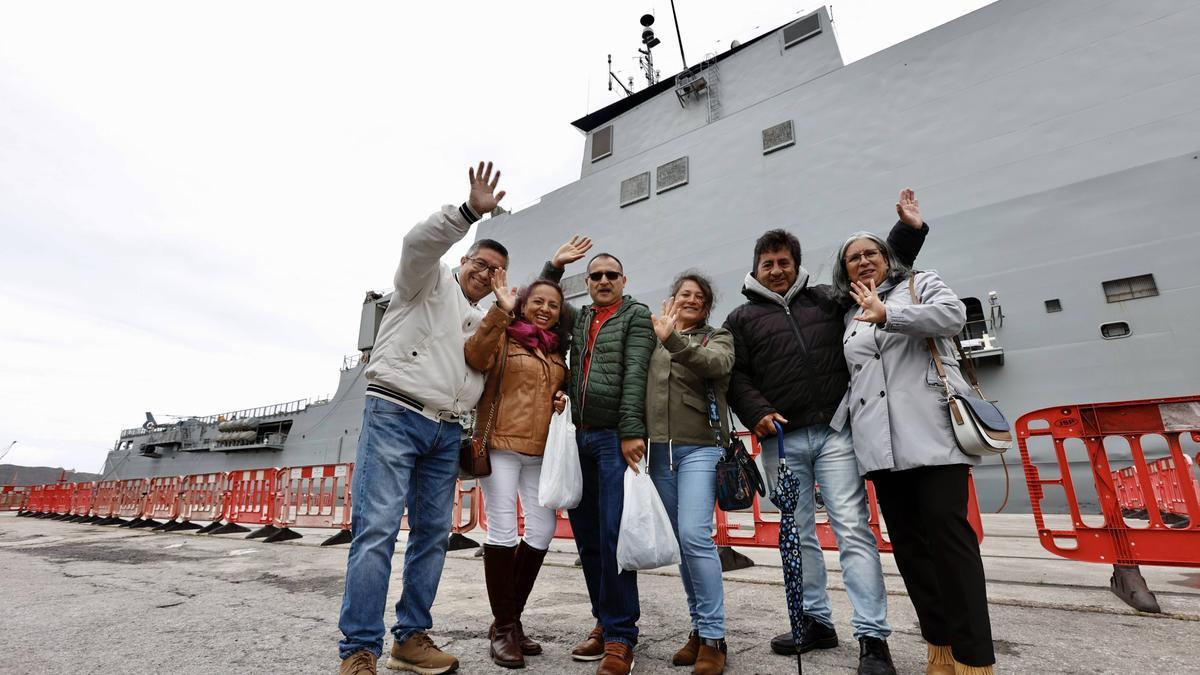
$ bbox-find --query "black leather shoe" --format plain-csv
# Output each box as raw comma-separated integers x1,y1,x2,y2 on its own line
769,616,838,655
857,636,896,675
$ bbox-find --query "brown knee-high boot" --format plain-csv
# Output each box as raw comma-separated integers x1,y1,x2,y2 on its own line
512,541,549,655
484,544,524,668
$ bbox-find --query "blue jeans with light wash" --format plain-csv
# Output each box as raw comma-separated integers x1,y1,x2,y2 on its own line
337,396,461,659
568,427,640,646
760,423,890,640
648,443,726,639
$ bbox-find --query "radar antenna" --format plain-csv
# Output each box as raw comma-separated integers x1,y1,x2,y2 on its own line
638,14,661,86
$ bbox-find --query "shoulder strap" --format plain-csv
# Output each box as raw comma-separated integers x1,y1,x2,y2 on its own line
698,328,729,448
910,274,952,397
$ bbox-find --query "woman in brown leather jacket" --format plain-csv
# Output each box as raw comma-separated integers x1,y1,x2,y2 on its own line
465,271,569,669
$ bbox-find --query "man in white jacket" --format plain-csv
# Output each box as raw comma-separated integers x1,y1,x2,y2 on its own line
338,162,507,675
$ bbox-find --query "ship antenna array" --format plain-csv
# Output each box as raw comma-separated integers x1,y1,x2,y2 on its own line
607,54,633,97
638,14,661,86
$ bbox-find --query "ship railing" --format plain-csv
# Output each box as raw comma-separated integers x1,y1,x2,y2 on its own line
958,319,1004,362
196,399,308,425
342,354,362,371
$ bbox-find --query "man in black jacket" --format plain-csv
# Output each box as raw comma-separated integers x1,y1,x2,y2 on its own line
724,190,927,675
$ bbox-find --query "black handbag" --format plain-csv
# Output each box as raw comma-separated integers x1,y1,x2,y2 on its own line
699,333,766,511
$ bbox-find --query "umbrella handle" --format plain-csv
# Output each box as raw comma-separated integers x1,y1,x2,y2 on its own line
773,420,787,463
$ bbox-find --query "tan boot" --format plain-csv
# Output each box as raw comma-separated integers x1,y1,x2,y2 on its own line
954,662,994,675
693,638,727,675
926,644,954,675
339,650,377,675
672,631,700,666
387,633,459,674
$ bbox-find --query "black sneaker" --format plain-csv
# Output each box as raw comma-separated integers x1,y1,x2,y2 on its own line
769,616,838,655
857,636,896,675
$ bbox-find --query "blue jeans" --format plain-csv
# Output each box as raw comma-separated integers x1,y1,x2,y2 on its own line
649,443,726,639
761,423,891,640
338,397,461,659
568,428,640,646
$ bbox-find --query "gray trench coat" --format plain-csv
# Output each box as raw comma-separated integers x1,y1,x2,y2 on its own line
830,271,980,476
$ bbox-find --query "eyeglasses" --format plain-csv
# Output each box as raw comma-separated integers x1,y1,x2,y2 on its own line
464,257,505,276
844,249,883,266
588,271,622,282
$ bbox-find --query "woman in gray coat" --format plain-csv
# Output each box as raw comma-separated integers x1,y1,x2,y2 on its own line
829,199,996,675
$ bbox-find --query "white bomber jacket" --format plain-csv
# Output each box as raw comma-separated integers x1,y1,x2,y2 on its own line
364,203,487,421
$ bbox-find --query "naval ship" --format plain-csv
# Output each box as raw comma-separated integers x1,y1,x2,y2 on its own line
101,0,1200,514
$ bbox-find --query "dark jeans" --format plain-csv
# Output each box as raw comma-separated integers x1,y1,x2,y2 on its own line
567,427,640,646
870,463,995,667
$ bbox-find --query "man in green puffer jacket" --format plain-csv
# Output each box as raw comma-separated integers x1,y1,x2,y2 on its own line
540,236,655,675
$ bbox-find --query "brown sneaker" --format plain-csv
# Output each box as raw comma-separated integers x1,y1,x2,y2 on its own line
694,638,727,675
672,631,700,666
596,641,635,675
339,650,378,675
571,625,605,662
386,633,459,674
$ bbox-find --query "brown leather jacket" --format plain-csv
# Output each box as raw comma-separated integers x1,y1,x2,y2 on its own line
465,305,568,456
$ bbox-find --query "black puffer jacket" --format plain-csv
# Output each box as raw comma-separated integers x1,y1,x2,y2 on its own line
725,222,926,434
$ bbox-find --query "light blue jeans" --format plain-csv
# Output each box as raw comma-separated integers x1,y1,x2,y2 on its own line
337,397,461,659
649,443,726,639
760,423,890,640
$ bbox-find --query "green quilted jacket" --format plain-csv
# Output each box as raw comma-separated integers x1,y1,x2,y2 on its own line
542,262,656,438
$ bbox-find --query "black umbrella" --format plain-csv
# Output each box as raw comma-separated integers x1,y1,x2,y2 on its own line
770,421,804,673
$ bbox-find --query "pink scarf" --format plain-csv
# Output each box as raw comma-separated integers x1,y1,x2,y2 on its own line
506,319,560,355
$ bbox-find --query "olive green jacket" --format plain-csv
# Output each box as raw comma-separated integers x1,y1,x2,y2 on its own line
541,262,656,438
645,325,735,446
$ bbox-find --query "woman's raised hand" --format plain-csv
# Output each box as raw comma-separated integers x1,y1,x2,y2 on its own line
552,235,593,269
850,279,888,324
651,297,679,343
492,268,518,313
896,188,922,228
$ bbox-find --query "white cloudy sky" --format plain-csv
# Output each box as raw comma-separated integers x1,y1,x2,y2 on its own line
0,0,993,473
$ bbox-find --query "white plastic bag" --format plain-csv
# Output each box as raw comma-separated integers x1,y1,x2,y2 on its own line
538,400,582,510
616,462,681,572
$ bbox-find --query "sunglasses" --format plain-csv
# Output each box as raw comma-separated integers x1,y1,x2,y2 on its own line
588,270,622,282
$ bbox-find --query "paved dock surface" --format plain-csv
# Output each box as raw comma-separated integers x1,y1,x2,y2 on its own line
1,512,1197,674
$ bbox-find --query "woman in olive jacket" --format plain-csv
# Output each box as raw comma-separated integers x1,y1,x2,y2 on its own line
644,271,735,675
464,272,568,669
829,215,995,675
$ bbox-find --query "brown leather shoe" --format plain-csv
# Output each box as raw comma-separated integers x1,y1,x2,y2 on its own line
483,544,524,668
596,641,635,675
672,631,700,666
339,650,377,675
694,638,727,675
571,625,605,662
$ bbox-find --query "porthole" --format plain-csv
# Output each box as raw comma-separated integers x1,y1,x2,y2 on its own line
1100,321,1131,339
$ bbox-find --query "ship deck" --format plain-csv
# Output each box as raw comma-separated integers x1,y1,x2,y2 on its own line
1,511,1196,673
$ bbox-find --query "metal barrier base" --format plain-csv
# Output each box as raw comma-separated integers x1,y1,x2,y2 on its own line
129,519,161,529
246,524,281,540
447,533,479,551
162,520,203,532
208,522,251,535
117,518,143,528
1110,565,1162,613
195,521,224,534
718,546,755,572
263,527,303,544
321,530,352,547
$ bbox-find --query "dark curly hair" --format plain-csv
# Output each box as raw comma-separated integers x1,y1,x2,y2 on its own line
752,229,802,274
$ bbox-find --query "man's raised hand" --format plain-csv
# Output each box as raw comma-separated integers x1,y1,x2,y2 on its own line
896,188,923,228
552,235,593,269
468,161,506,216
492,268,518,313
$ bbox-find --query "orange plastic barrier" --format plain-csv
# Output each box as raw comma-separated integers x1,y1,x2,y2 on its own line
48,483,74,517
87,480,122,523
209,468,280,535
22,484,51,515
113,478,150,526
264,463,353,545
67,482,96,521
399,480,481,550
173,472,228,532
1017,396,1200,567
1,485,29,512
138,476,185,529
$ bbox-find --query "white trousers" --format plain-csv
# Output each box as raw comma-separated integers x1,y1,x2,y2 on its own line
478,449,556,549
